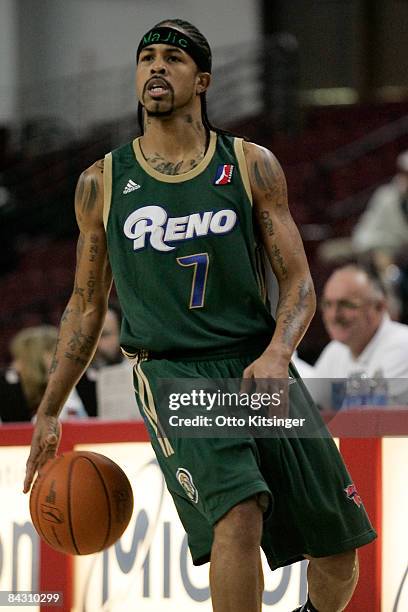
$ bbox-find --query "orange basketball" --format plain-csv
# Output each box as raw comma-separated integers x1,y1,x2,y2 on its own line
30,450,133,555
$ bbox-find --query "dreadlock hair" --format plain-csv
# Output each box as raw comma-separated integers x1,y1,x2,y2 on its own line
137,18,235,138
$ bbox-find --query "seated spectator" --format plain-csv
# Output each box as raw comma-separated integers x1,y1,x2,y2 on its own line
76,304,124,416
352,150,408,258
312,264,408,409
352,150,408,321
92,304,123,368
0,326,87,423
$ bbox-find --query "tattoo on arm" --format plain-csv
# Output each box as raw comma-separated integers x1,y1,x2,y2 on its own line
95,159,104,174
270,245,288,280
251,153,287,206
61,307,73,323
76,233,85,262
74,284,85,298
64,328,96,367
276,280,313,348
76,172,99,214
259,210,274,236
253,152,304,257
89,234,99,262
86,271,96,303
49,340,59,374
43,391,60,417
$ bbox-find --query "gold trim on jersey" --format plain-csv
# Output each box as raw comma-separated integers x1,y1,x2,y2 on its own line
134,362,174,458
233,138,253,205
132,130,217,183
103,152,113,229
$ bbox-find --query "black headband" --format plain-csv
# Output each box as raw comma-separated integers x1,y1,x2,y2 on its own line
136,26,212,73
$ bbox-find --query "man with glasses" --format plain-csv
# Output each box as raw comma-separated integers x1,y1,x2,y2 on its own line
313,264,408,408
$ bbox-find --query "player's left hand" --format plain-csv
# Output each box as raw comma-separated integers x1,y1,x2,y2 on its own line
241,350,291,417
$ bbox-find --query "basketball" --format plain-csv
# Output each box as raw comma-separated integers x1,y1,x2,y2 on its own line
29,451,133,555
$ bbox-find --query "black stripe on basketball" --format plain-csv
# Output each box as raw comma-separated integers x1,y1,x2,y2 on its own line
84,455,113,552
67,456,81,555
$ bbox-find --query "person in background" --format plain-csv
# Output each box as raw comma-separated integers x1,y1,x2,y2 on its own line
91,304,123,368
0,326,87,422
352,150,408,259
313,264,408,409
352,149,408,322
76,304,124,416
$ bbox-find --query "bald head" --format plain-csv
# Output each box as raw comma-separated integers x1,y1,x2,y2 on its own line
321,265,386,357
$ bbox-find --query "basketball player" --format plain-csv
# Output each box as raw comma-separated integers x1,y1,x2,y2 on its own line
23,19,376,612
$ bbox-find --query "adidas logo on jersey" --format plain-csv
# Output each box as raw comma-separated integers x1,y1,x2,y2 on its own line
123,179,141,194
123,205,238,252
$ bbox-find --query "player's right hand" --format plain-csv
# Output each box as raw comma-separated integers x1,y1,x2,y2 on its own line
23,414,61,494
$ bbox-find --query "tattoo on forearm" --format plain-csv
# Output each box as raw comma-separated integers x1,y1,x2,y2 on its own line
64,328,95,367
74,284,85,298
43,392,59,417
61,307,73,323
67,330,95,356
49,340,59,374
276,279,313,348
64,352,88,367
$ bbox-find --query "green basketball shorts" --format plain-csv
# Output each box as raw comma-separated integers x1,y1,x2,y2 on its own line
132,351,377,570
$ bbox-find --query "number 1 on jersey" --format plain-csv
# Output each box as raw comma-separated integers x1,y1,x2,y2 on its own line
177,253,209,309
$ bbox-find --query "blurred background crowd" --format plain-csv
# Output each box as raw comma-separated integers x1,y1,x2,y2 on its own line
1,0,408,421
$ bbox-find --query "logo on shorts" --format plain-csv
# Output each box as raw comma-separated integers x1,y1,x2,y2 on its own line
344,483,362,508
176,467,198,504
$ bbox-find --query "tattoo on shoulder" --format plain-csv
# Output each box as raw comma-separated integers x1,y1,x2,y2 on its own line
95,159,104,174
251,150,287,207
76,233,85,262
76,171,99,213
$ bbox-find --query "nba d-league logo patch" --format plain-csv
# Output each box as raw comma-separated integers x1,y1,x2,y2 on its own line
344,483,363,508
176,468,199,503
214,164,234,185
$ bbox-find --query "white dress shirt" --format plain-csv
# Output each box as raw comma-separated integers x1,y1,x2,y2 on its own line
312,315,408,408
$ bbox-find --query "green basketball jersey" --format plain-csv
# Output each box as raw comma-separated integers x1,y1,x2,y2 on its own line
103,131,275,357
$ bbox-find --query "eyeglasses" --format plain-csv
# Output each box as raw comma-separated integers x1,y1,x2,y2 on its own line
320,299,373,312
